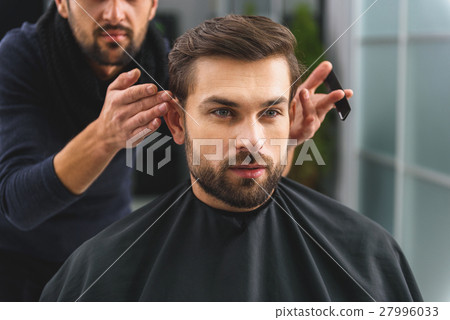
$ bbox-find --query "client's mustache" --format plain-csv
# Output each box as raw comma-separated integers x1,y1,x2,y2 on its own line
226,151,274,167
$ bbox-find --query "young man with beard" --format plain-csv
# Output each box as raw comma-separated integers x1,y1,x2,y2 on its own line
0,0,352,301
40,15,422,302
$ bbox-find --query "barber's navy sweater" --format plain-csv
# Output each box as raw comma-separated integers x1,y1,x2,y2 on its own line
0,23,132,262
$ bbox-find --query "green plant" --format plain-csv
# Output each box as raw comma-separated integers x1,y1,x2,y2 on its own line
243,2,257,15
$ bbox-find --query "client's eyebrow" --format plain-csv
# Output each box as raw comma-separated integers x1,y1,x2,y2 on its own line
202,96,239,108
200,96,289,109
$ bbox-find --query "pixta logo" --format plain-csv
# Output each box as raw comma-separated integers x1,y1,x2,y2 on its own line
126,129,172,176
190,138,325,166
126,133,325,176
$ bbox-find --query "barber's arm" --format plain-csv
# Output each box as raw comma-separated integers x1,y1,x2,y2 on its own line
0,33,89,231
282,61,353,176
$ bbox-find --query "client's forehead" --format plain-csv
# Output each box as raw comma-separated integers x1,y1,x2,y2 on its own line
186,56,291,109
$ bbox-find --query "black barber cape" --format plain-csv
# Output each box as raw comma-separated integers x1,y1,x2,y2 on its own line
40,178,422,301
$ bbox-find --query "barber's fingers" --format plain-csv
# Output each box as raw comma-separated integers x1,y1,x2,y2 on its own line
329,88,353,101
299,89,316,123
315,89,353,114
129,118,162,145
344,89,353,99
109,68,141,91
128,91,173,117
117,83,159,105
125,102,168,134
293,89,318,141
300,61,333,93
321,90,344,111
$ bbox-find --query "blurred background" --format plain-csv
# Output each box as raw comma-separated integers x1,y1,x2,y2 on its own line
1,0,449,301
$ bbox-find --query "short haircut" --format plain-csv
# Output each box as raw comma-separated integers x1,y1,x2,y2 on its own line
168,15,305,106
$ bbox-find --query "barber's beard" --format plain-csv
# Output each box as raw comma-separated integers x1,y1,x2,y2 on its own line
88,37,136,66
185,134,284,210
70,21,145,66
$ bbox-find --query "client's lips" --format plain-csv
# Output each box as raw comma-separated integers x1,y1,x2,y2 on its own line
228,165,266,179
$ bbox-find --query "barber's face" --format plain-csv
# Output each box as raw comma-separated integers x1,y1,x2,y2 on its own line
58,0,158,66
182,56,294,210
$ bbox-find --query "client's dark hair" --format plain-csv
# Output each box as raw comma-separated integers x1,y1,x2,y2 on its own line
168,15,305,105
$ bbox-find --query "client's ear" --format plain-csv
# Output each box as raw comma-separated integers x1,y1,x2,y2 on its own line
164,98,185,145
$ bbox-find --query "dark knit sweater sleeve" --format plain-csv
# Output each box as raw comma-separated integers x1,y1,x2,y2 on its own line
0,26,81,231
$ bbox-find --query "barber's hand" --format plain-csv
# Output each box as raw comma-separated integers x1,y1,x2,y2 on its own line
95,68,172,153
290,61,353,144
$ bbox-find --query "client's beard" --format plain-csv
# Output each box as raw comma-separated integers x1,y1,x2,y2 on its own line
185,136,284,209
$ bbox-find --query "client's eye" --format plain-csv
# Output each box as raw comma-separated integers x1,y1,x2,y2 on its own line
213,109,232,118
262,109,280,118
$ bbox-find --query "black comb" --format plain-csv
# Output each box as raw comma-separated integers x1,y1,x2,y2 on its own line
324,69,351,121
